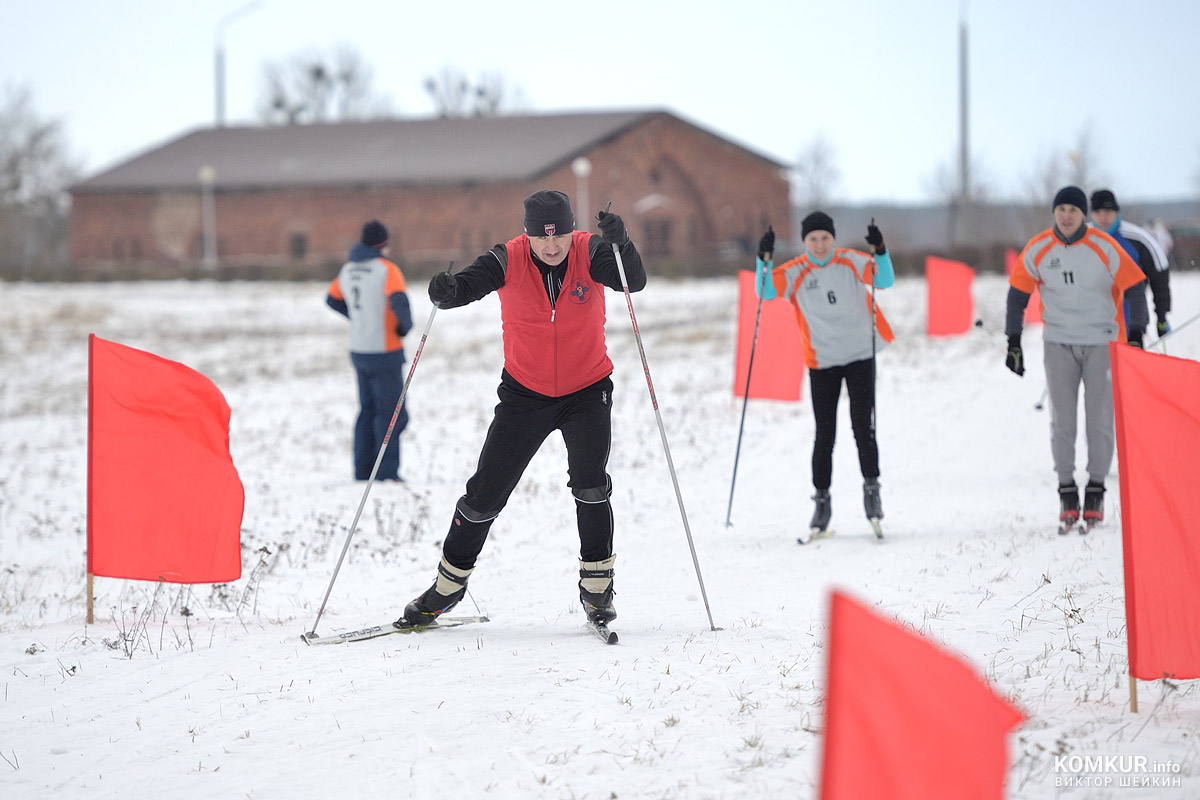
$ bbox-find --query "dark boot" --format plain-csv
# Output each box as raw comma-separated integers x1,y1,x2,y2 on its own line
1059,483,1080,524
810,490,832,532
1083,481,1105,524
579,555,616,623
401,558,473,626
863,478,883,521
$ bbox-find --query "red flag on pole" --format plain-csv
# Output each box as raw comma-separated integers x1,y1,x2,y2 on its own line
1005,248,1042,325
1111,343,1200,679
88,335,244,583
733,269,805,401
821,591,1024,800
925,256,975,337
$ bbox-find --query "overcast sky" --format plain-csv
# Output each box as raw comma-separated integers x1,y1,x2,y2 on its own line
3,0,1198,205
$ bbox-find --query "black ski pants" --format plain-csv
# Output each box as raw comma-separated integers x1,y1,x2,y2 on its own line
808,357,879,491
442,372,614,570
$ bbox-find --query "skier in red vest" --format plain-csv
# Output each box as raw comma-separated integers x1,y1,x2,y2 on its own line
402,190,645,628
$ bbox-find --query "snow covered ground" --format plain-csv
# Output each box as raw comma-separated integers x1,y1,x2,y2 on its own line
2,271,1199,799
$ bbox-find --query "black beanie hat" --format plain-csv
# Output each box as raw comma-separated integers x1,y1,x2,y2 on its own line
1052,186,1088,215
1090,189,1119,212
801,211,836,240
361,220,388,248
523,189,575,237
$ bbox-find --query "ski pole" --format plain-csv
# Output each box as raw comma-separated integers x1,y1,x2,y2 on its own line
1149,307,1200,352
604,206,720,632
725,243,771,528
305,263,449,638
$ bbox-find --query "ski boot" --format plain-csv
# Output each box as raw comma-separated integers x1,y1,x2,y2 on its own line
400,558,473,627
1057,483,1080,535
1082,481,1105,532
801,490,832,544
579,555,617,624
863,478,884,539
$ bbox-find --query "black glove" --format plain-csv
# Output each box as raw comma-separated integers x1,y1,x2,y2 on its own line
865,218,885,255
757,226,775,261
428,271,457,308
1005,336,1025,376
597,210,627,245
1128,328,1144,349
1157,316,1171,337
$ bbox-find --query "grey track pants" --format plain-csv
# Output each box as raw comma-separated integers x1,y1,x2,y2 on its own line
1043,341,1113,486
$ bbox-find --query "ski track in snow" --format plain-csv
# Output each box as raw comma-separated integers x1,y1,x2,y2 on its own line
2,274,1199,798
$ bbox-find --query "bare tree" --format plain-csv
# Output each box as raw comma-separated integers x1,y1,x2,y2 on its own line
257,45,392,125
424,67,527,118
0,84,77,277
0,84,76,212
793,134,840,208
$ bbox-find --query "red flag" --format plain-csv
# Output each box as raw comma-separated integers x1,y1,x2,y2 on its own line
1005,248,1042,325
88,335,243,583
925,256,975,337
821,591,1024,800
733,269,805,401
1111,343,1200,679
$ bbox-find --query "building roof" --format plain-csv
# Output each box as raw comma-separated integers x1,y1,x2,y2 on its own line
72,109,786,193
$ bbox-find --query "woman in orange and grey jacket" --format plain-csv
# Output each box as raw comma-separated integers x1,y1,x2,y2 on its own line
754,212,895,538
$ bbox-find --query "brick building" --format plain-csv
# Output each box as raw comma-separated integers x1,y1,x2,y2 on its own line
69,109,791,277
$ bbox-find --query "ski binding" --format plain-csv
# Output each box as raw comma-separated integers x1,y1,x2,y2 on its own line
587,620,619,644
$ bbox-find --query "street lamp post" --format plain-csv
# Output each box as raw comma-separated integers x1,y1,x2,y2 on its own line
572,157,592,229
199,165,218,270
215,1,262,127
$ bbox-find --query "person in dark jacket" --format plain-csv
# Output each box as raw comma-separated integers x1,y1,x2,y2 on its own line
326,220,413,482
1089,189,1171,336
401,190,645,628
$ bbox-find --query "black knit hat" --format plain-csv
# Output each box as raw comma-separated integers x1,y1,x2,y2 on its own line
1090,189,1120,212
1052,186,1088,215
801,211,836,240
523,190,574,237
361,220,389,248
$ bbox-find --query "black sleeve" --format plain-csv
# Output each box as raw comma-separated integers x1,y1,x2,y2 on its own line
437,245,508,308
588,234,646,293
1133,241,1172,317
1005,286,1031,338
326,294,349,317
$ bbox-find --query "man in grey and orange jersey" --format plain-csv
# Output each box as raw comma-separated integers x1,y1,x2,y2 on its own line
1005,186,1147,532
326,220,413,482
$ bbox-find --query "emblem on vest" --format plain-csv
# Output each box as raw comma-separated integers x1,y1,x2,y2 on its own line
805,277,821,290
568,280,592,305
1048,257,1061,270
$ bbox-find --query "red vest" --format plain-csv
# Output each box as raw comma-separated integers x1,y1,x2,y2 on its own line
498,231,612,396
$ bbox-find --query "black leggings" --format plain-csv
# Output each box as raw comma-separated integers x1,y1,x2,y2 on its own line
808,358,878,491
442,373,615,570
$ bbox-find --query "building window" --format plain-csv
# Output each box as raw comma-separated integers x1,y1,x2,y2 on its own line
643,219,672,258
289,233,307,260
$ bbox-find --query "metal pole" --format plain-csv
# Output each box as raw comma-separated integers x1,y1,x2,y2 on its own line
305,295,442,637
1148,307,1200,352
610,238,720,632
725,256,770,527
214,1,262,127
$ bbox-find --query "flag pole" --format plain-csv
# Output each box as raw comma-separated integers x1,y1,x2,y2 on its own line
86,334,95,625
1130,676,1139,713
